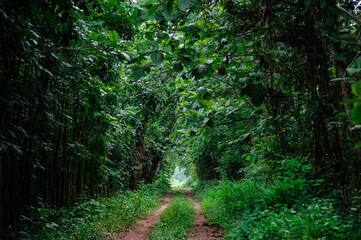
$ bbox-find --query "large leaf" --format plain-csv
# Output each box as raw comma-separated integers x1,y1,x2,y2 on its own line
355,56,361,68
162,5,178,20
352,81,361,97
133,68,145,80
193,0,202,7
351,104,361,125
347,68,361,74
151,50,164,66
178,0,191,11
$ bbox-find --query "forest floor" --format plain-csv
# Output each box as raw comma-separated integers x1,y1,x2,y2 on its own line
107,190,224,240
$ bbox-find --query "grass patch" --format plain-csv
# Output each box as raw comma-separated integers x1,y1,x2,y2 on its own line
149,192,195,240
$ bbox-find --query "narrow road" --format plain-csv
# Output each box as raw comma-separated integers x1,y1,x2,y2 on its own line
106,190,224,240
106,192,173,240
185,190,225,240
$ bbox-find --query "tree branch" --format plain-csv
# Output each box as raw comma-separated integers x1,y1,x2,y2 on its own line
336,4,361,28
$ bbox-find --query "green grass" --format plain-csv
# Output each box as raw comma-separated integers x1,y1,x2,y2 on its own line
21,181,170,240
149,192,195,240
194,179,361,240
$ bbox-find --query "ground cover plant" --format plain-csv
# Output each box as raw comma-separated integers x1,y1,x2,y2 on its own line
149,192,195,240
19,181,170,240
194,165,361,240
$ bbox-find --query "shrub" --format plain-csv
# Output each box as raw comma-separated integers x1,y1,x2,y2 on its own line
228,199,361,240
23,185,162,239
194,179,361,239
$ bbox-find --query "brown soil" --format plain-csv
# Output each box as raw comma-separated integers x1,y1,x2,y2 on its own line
185,190,225,240
106,192,173,240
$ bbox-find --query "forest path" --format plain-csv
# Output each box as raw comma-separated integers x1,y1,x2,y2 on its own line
184,190,225,240
107,191,173,240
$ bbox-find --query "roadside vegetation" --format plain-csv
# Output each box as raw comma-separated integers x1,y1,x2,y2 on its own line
194,162,361,239
19,180,171,240
150,192,195,240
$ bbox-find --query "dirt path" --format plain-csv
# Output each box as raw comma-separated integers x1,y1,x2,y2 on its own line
107,192,173,240
185,190,225,240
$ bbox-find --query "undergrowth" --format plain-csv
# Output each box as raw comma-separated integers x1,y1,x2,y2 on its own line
19,179,171,239
194,163,361,239
149,192,195,240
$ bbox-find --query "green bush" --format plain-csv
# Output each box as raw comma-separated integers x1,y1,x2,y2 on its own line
199,180,268,229
149,193,195,240
194,179,361,240
228,199,360,240
24,185,163,239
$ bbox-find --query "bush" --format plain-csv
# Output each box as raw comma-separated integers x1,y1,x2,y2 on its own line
228,199,361,240
194,178,361,239
22,185,163,239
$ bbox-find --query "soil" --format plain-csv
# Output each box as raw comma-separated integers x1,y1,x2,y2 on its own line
185,190,225,240
106,191,173,240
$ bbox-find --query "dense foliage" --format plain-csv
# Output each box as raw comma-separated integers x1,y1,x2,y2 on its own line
1,0,361,238
29,182,168,239
194,164,361,239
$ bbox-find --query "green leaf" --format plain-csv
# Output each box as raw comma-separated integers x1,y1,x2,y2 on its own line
330,77,353,82
320,1,326,8
355,56,361,68
197,64,208,74
202,98,216,108
163,47,172,52
174,62,183,72
151,50,164,66
162,5,178,20
157,33,165,39
178,0,191,11
351,104,361,124
139,0,159,5
169,132,178,138
121,52,131,61
180,56,194,68
353,141,361,150
193,0,202,8
148,5,160,15
155,13,164,21
335,52,344,61
352,81,361,97
347,68,361,74
237,133,250,144
306,101,320,113
133,69,145,80
325,17,334,26
340,98,361,105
